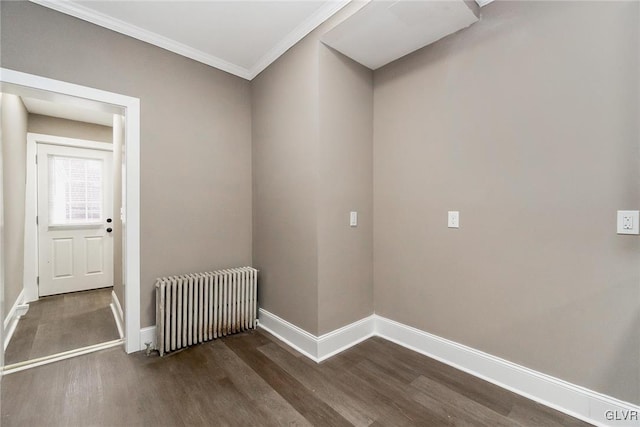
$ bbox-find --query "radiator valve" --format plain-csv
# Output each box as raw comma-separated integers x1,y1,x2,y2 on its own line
144,342,154,356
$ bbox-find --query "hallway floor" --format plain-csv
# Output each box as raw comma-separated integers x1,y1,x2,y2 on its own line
4,287,119,365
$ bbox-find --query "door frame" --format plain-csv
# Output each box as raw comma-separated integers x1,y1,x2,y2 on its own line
25,134,115,300
0,68,141,354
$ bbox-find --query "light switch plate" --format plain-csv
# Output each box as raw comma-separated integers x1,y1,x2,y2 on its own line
350,211,358,227
448,211,459,228
617,210,639,235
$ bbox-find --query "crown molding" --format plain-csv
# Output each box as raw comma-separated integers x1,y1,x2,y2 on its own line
30,0,253,80
475,0,495,7
30,0,352,81
247,0,352,80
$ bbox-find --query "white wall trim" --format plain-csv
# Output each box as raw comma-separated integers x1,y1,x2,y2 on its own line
373,315,640,427
1,68,141,355
256,309,639,426
247,0,351,80
257,308,375,362
110,291,124,339
140,309,374,361
2,338,123,375
29,0,351,81
3,290,28,351
28,133,113,152
0,93,4,372
29,0,252,80
23,135,38,303
258,308,319,361
317,315,375,362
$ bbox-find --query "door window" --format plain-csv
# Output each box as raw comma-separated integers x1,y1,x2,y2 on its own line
48,155,103,225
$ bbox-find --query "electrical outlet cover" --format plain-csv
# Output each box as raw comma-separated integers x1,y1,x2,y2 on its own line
617,210,639,235
448,211,459,228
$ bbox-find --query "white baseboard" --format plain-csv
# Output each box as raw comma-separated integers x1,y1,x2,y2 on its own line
139,326,156,352
374,315,640,427
317,315,375,362
257,308,375,362
110,291,124,339
256,308,639,427
3,290,29,351
258,308,319,360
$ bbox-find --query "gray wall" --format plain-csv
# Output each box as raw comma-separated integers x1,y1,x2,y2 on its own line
317,45,373,334
373,1,639,404
252,2,373,335
28,114,112,143
1,94,27,317
251,32,320,334
0,1,253,328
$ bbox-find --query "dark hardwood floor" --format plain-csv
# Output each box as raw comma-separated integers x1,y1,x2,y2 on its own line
4,288,120,364
1,329,591,426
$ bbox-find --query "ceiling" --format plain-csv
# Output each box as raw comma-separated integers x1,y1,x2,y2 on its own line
22,96,115,127
31,0,491,81
31,0,351,80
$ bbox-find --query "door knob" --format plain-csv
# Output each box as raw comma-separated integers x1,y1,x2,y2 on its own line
106,218,112,223
106,227,113,233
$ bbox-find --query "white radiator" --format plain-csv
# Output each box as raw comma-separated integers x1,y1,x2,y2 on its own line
155,267,258,356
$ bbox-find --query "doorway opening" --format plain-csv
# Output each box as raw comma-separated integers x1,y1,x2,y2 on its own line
0,68,140,372
4,132,121,365
36,140,115,297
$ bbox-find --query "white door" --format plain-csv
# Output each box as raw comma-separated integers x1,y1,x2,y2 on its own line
37,143,113,297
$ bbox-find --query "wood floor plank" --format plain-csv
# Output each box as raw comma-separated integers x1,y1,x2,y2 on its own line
365,337,516,416
3,323,37,364
258,341,376,426
312,349,452,426
224,332,353,427
92,348,145,426
0,363,39,425
507,398,590,427
410,375,519,427
206,340,312,427
1,330,593,427
260,329,307,359
347,339,422,384
346,358,455,426
5,288,119,364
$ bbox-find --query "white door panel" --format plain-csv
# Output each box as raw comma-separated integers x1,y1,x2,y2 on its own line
85,236,105,274
37,143,113,296
52,238,74,278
